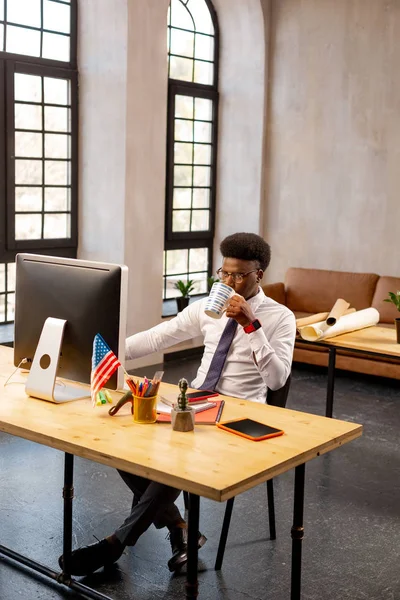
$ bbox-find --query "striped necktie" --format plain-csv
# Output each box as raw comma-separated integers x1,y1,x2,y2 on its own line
200,318,238,391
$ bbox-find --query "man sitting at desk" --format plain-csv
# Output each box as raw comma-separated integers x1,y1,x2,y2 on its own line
59,232,296,577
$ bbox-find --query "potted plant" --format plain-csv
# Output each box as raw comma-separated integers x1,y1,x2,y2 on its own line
383,291,400,343
207,275,219,292
171,378,195,431
174,279,195,312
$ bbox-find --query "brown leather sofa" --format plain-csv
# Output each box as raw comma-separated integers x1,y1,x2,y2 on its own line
263,267,400,379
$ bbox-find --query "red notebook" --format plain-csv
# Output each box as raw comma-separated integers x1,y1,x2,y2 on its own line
157,400,225,425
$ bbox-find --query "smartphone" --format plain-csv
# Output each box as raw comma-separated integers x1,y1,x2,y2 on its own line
217,418,284,442
186,390,219,403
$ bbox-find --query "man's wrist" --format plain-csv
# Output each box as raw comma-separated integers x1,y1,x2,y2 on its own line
243,319,262,334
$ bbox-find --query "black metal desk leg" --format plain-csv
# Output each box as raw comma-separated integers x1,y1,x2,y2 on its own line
326,347,337,418
186,493,199,600
62,452,74,575
291,463,305,600
59,453,113,600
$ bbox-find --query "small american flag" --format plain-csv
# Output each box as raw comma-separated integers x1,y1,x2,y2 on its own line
91,333,121,405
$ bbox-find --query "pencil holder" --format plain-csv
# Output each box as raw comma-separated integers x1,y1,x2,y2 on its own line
133,394,157,424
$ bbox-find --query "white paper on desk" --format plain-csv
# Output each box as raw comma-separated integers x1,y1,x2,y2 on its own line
299,308,380,342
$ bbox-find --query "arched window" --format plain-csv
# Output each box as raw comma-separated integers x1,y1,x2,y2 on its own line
0,0,78,326
163,0,219,302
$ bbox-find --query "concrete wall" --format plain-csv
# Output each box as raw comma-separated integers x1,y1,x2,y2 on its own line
263,0,400,282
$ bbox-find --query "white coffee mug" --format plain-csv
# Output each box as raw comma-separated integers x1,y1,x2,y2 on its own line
205,282,235,319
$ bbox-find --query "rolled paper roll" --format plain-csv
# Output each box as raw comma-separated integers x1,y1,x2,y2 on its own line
296,307,356,335
326,298,350,326
296,312,330,332
299,308,380,342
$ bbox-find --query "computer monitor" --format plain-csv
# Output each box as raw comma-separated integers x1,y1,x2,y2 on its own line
14,253,128,403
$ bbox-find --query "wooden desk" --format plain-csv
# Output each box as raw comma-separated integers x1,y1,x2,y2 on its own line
301,326,400,417
0,345,362,599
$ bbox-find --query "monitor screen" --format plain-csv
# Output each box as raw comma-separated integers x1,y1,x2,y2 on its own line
14,254,128,401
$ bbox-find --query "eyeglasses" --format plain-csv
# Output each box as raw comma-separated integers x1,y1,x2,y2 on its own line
216,268,258,283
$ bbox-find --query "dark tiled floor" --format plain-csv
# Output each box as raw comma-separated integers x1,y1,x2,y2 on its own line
1,358,400,600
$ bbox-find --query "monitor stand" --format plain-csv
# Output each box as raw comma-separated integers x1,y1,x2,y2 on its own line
25,317,90,403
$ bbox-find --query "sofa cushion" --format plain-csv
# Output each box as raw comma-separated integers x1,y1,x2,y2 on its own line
262,282,285,305
285,268,379,313
371,276,400,324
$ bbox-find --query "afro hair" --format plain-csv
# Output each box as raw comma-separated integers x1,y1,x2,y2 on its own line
220,232,271,271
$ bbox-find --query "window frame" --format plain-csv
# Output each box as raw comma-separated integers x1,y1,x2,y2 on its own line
164,0,219,301
5,60,78,252
0,0,78,266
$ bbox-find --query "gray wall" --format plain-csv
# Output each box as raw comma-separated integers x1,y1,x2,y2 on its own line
263,0,400,281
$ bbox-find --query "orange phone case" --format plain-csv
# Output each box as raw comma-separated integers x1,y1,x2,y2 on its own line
216,418,284,442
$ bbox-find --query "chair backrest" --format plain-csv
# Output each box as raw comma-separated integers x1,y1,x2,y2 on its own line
266,374,291,408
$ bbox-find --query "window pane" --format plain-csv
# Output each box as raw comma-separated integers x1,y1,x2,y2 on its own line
195,34,213,61
15,132,42,158
188,0,214,35
175,95,193,119
189,273,207,294
45,160,70,185
15,74,42,102
45,187,70,211
170,28,194,58
194,121,211,143
45,106,70,132
165,249,188,275
0,296,5,322
172,210,191,232
6,25,41,57
0,264,5,292
174,142,193,164
45,133,70,158
8,264,16,291
15,213,42,240
191,209,209,231
15,103,42,130
169,0,193,30
193,166,210,186
173,188,191,209
7,293,15,321
194,60,213,85
43,0,70,34
189,247,208,272
0,24,4,51
44,77,69,105
174,165,192,186
0,4,4,20
42,31,70,62
15,159,42,184
7,0,41,28
44,213,70,238
192,187,210,208
16,187,42,212
175,119,193,142
194,143,211,165
169,56,193,82
195,97,212,121
165,275,182,299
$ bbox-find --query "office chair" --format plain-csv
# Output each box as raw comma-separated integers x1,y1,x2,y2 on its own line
213,374,292,570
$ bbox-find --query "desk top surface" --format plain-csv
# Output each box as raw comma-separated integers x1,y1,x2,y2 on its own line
310,325,400,357
0,346,362,501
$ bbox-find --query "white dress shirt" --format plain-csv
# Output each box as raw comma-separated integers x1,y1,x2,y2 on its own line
125,288,296,403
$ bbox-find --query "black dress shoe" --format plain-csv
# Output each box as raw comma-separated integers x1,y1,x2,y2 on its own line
167,527,207,572
58,538,124,576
